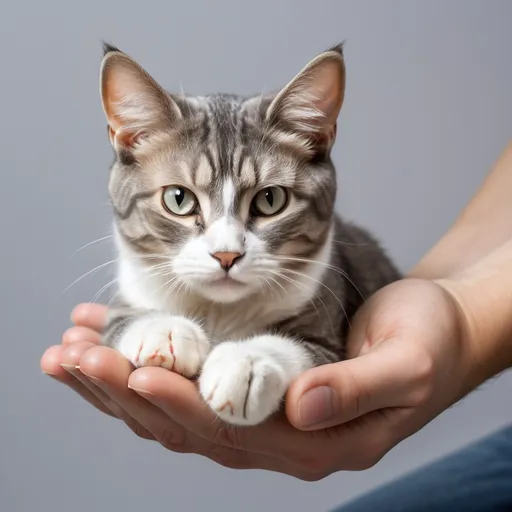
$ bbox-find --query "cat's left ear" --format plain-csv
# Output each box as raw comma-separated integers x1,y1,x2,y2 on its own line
266,44,345,154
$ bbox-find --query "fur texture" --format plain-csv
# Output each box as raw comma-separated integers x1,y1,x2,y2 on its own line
99,43,401,426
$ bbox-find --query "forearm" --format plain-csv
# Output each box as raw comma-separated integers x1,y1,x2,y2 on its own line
410,140,512,279
438,239,512,389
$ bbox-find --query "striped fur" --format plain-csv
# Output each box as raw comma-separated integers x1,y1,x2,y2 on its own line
98,43,401,425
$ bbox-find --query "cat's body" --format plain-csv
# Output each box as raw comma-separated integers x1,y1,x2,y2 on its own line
99,43,401,426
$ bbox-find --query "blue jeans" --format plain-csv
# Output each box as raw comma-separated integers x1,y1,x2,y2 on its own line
332,425,512,512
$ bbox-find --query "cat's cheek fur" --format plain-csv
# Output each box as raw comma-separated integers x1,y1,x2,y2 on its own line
198,335,313,426
116,314,210,377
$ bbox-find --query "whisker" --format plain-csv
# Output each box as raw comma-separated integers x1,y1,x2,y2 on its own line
69,234,113,259
155,275,180,296
267,269,328,331
58,258,118,298
265,274,288,298
90,278,118,305
275,255,365,302
142,262,173,273
280,267,351,329
331,239,368,247
107,289,121,307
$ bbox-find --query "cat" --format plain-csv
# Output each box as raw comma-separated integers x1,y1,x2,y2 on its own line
99,42,401,427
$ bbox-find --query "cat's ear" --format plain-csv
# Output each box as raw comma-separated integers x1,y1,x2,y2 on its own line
266,44,345,153
100,43,181,152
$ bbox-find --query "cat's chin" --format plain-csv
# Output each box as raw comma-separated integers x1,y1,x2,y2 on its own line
193,277,257,304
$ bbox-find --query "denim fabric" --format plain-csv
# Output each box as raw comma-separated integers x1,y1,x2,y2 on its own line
332,425,512,512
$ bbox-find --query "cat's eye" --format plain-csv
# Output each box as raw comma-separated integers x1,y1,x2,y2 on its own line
251,186,288,217
162,186,198,216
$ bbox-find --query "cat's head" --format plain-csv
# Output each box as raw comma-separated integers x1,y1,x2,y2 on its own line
100,43,345,304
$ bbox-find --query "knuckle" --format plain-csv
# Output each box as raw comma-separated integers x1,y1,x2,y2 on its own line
415,354,435,383
204,444,249,470
409,383,433,407
128,421,154,441
157,428,185,451
408,353,436,406
345,369,366,417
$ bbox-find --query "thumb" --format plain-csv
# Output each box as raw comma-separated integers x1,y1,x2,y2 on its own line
286,339,424,430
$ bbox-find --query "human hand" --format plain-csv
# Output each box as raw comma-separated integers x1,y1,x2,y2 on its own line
41,278,477,479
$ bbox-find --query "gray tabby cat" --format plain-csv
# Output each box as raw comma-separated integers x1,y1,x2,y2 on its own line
99,42,401,426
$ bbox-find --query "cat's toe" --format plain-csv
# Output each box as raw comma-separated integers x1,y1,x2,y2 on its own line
199,343,286,426
137,330,176,371
120,316,210,377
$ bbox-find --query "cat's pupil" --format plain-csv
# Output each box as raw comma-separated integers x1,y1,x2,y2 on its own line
175,188,185,206
266,189,274,207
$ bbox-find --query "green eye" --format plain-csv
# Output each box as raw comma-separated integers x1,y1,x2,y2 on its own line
252,186,288,217
162,186,198,216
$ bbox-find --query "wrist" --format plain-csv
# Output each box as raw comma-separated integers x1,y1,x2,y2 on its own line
436,275,512,394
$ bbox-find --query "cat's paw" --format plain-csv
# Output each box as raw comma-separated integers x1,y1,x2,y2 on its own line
199,341,289,426
118,315,210,377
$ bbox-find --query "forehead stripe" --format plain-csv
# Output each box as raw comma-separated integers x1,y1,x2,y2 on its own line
222,179,235,214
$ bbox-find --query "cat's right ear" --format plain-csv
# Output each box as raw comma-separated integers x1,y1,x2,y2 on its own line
100,44,181,153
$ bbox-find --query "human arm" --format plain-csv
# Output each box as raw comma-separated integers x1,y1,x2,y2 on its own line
439,239,512,392
411,139,512,279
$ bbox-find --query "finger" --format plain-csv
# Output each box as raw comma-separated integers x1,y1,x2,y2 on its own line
61,341,129,420
133,364,413,473
127,368,318,465
78,346,186,447
286,339,429,430
129,368,319,478
131,360,421,474
65,343,155,440
41,345,116,417
71,303,108,332
62,326,102,346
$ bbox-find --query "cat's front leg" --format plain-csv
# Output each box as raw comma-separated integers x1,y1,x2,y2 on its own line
103,308,210,378
198,335,313,426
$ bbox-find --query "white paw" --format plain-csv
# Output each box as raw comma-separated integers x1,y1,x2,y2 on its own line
199,342,289,426
118,315,210,378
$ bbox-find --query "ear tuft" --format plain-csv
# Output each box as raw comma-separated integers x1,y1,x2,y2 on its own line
325,41,345,57
102,41,123,57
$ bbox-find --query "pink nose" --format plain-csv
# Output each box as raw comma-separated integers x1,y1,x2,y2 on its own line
211,251,244,270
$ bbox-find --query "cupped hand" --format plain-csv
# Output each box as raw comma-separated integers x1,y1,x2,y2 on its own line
41,278,475,480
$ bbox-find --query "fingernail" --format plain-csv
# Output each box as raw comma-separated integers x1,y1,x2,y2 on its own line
60,363,77,374
298,386,334,427
127,384,154,397
72,366,104,386
61,363,103,385
82,373,104,386
60,363,83,376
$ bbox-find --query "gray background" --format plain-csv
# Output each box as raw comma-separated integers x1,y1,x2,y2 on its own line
1,1,511,511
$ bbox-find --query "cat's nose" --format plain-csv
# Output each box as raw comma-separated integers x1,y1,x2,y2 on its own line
211,251,244,271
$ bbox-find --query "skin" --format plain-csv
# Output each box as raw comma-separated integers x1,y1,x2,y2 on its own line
41,140,512,480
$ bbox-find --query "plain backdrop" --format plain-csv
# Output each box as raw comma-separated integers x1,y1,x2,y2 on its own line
1,1,511,511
